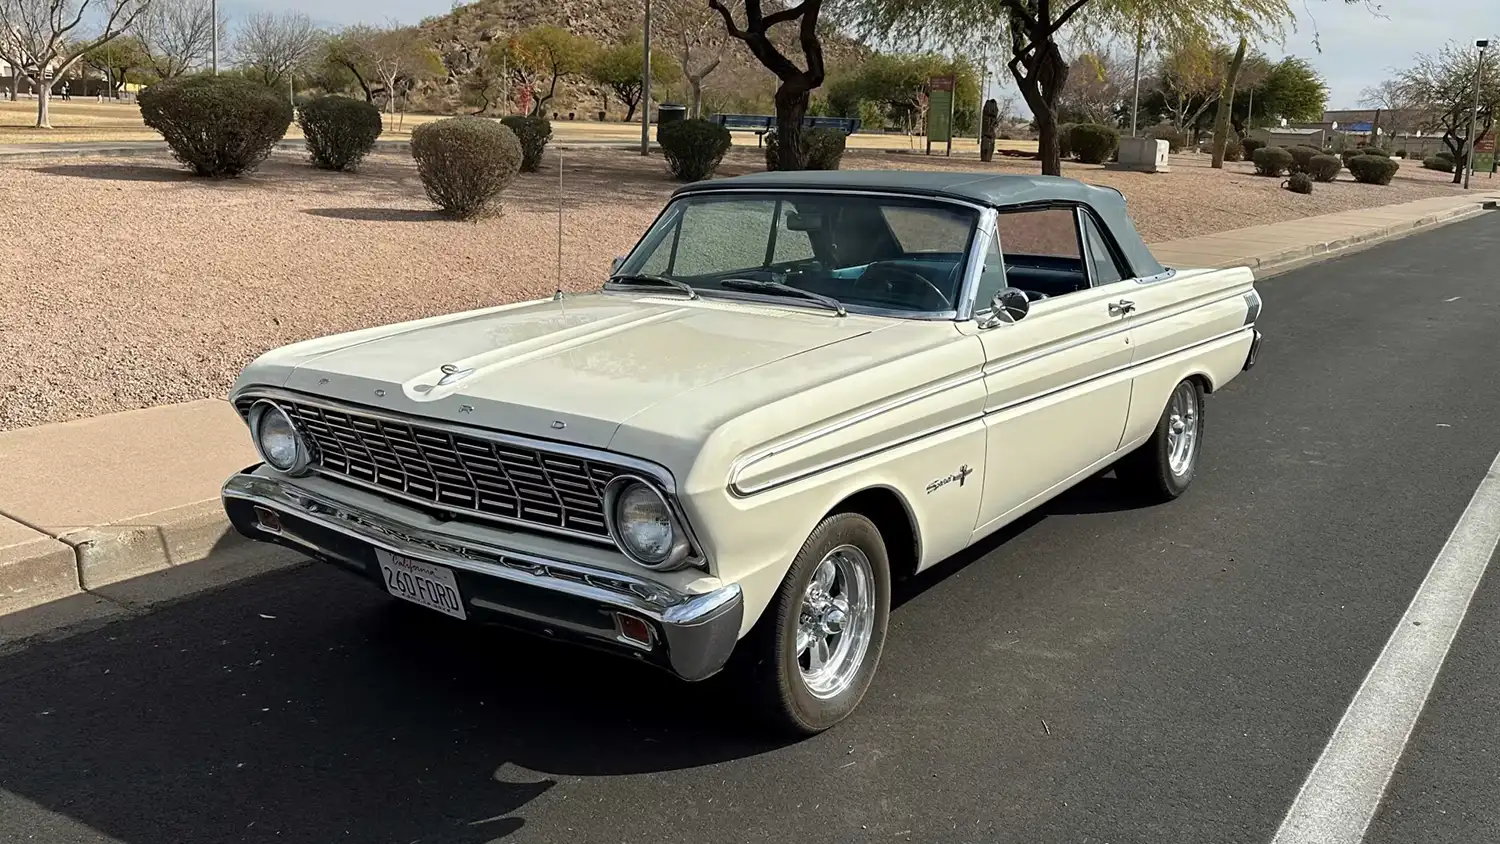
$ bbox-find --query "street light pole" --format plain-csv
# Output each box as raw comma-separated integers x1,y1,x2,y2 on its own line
1129,13,1143,137
1465,39,1489,191
640,0,652,156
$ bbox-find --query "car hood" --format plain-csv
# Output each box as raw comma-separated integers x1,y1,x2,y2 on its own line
271,292,890,448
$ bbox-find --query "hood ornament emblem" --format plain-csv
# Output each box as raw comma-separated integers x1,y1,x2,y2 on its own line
437,363,476,386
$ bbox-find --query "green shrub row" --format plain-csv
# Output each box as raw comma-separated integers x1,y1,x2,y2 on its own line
499,116,552,172
660,118,731,181
1285,172,1314,194
1347,154,1399,185
410,116,522,219
139,75,293,177
764,127,847,171
1069,123,1120,164
298,95,383,171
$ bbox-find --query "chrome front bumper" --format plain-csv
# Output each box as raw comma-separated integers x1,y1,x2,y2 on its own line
222,469,743,681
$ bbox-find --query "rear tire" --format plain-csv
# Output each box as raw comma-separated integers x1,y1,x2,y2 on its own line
729,512,891,737
1116,378,1204,502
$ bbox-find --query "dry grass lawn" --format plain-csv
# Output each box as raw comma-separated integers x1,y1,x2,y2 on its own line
0,99,1012,153
0,144,1466,431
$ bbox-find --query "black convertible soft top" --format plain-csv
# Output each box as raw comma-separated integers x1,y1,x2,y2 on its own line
673,169,1166,278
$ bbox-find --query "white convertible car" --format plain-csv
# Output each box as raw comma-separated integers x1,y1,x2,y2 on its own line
222,170,1262,735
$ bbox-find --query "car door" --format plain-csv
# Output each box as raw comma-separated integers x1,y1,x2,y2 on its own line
965,205,1135,540
1075,209,1256,449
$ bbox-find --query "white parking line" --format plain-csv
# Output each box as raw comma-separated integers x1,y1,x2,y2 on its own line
1270,449,1500,844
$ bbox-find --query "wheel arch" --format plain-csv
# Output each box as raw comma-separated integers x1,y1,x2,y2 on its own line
828,485,922,580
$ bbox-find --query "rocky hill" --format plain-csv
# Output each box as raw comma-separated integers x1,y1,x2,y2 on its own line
409,0,870,117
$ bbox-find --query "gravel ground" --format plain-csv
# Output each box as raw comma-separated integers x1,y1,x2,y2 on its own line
0,146,1467,430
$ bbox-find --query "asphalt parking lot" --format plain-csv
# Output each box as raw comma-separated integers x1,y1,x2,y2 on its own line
1,214,1497,844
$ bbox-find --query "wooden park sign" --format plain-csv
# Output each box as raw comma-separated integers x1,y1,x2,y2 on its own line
926,75,956,157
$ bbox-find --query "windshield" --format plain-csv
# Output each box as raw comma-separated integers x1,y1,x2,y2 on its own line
610,192,981,315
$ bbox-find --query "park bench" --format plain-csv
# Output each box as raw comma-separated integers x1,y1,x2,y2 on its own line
710,114,861,146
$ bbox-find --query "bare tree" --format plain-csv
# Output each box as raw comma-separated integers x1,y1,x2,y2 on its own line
370,24,442,130
1360,77,1433,140
1058,48,1129,124
135,0,220,79
0,0,148,127
1395,42,1500,184
661,0,727,118
234,10,321,90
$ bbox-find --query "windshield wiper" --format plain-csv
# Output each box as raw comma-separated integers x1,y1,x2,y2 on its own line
719,278,846,317
607,273,698,300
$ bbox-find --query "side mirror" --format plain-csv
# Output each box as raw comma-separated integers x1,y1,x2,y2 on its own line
978,287,1031,328
610,256,625,273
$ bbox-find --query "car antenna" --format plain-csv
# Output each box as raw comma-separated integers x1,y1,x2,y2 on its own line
553,149,566,307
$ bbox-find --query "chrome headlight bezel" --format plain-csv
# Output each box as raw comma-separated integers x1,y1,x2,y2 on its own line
248,400,316,476
603,474,698,571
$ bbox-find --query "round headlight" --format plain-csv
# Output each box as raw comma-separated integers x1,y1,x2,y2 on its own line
606,478,692,569
252,402,309,474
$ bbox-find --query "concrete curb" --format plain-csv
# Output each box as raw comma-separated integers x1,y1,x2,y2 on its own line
63,499,245,590
1252,203,1492,278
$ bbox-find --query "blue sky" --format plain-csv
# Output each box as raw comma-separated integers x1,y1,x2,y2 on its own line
248,0,1495,109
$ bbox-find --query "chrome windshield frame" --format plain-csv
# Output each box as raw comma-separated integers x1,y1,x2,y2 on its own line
605,188,991,322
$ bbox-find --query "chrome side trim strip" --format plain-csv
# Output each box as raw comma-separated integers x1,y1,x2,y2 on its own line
727,368,987,491
982,287,1251,379
729,326,1255,497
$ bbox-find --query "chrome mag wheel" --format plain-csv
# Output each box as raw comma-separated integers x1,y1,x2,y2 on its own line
795,544,875,700
1166,380,1200,476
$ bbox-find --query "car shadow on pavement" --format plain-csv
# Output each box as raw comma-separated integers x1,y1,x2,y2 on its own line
303,207,447,223
0,563,784,844
31,162,196,182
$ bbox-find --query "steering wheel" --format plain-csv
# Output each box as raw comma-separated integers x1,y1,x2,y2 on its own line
849,263,953,310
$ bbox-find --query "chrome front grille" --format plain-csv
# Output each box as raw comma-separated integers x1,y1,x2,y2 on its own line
237,397,621,541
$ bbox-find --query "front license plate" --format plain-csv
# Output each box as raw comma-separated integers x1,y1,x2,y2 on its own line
376,550,467,620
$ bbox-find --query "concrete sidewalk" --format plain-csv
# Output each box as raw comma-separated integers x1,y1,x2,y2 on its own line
1,190,1495,638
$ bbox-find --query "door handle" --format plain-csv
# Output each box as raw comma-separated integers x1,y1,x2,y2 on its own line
1108,299,1136,317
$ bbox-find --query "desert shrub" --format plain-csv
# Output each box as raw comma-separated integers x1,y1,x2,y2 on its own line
410,116,522,219
1422,155,1455,172
297,95,382,171
1240,138,1265,158
1395,149,1408,158
499,115,552,172
1284,172,1314,194
1287,144,1323,173
1348,154,1399,185
1435,150,1456,163
1147,124,1186,153
765,127,846,170
1308,153,1342,182
138,75,293,177
804,127,847,170
1363,147,1390,157
1251,145,1293,177
658,118,731,181
1057,123,1075,159
1222,138,1244,161
1069,123,1120,164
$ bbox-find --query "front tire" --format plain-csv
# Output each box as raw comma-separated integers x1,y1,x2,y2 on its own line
1116,378,1204,502
731,512,891,736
